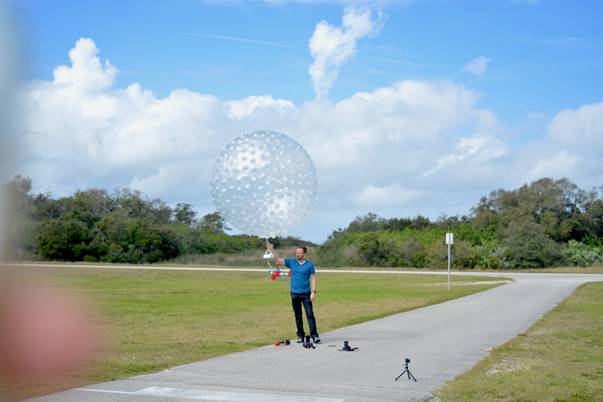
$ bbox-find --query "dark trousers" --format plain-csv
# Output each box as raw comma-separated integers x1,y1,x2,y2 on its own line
291,292,318,338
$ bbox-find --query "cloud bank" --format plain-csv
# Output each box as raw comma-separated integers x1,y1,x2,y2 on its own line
15,22,603,241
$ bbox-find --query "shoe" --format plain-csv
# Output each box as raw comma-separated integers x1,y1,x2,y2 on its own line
312,335,321,344
297,337,304,343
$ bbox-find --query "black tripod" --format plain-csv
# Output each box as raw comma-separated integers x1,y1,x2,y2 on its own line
395,358,417,382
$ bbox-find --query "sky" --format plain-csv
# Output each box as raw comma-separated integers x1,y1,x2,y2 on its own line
4,0,603,242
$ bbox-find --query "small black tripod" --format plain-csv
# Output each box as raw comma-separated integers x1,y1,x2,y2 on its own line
395,358,417,382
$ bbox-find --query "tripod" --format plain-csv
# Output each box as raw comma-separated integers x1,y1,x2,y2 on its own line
395,358,417,382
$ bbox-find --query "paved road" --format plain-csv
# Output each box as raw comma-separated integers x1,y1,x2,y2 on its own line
26,269,603,402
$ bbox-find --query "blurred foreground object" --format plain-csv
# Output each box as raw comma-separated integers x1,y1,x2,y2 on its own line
0,0,19,258
0,281,99,375
0,277,104,399
0,5,104,400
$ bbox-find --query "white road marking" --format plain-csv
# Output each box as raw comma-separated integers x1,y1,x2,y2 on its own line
77,386,346,402
2,262,511,278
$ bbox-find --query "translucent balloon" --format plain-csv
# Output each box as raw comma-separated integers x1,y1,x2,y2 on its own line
210,130,317,238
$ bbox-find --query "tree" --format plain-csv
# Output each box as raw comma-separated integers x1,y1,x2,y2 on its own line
3,176,37,257
91,211,181,263
198,212,229,233
584,199,603,241
173,203,197,225
399,238,427,268
31,193,66,221
409,215,431,230
503,221,564,268
37,218,92,261
383,217,412,231
112,188,172,224
69,189,115,228
357,232,393,266
346,213,385,233
471,195,500,231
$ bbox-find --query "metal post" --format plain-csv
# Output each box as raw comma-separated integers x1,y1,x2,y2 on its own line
445,233,453,291
447,243,451,291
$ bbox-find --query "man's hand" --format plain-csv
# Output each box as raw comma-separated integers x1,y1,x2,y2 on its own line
266,241,279,265
310,276,317,302
266,242,285,266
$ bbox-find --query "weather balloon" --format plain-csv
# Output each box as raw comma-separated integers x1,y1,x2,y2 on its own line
209,130,317,239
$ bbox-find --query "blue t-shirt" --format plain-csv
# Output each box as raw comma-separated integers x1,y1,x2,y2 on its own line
285,258,316,294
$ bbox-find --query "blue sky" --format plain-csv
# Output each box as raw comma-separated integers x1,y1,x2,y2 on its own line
21,1,602,118
7,0,603,242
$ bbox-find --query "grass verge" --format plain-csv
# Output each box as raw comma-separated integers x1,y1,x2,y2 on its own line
515,266,603,274
1,265,501,400
437,281,603,402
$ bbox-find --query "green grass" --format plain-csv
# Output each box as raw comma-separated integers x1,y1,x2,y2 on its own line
1,266,501,399
514,266,603,274
172,246,309,267
437,281,603,402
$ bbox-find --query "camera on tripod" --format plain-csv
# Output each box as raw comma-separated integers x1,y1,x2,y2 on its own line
395,357,417,382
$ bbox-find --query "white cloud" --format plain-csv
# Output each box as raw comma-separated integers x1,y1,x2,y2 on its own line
225,95,295,120
308,7,381,100
424,133,508,176
521,101,603,184
354,184,423,207
463,56,490,76
295,79,487,180
525,151,578,182
547,101,603,149
130,160,211,200
52,38,117,93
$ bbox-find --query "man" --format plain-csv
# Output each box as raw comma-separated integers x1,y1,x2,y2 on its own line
268,244,320,344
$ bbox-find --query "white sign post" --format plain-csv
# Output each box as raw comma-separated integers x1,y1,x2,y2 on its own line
445,233,454,291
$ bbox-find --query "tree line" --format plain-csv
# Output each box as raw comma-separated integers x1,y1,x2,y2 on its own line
4,176,603,268
318,178,603,268
3,176,312,263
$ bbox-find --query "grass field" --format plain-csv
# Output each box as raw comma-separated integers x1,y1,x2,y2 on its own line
1,265,501,400
515,266,603,274
437,281,603,402
170,247,603,274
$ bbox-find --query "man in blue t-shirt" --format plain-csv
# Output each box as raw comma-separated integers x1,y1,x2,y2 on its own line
269,244,320,344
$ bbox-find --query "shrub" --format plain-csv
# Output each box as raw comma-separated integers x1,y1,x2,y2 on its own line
562,240,603,266
426,240,447,269
503,221,565,268
37,218,92,261
452,240,479,269
399,238,427,268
